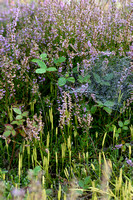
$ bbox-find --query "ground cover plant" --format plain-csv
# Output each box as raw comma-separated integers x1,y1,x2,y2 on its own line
0,0,133,199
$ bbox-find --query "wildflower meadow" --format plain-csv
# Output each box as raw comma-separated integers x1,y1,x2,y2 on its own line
0,0,133,199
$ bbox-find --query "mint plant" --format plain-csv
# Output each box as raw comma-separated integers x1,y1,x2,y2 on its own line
32,53,75,87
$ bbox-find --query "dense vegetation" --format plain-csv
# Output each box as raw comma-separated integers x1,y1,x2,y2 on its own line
0,0,132,199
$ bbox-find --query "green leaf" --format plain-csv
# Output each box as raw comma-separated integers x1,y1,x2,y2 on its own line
36,68,46,73
103,107,112,114
5,124,13,130
53,56,66,64
46,67,57,72
75,190,83,195
13,108,22,115
104,101,115,107
91,106,97,114
72,66,78,73
96,101,104,107
78,75,84,83
11,120,25,125
33,166,41,176
22,111,29,117
12,130,16,136
40,53,48,60
104,73,114,81
84,75,91,83
124,120,130,126
67,77,75,83
100,81,110,86
58,77,67,86
117,128,121,133
84,176,90,185
16,115,23,120
93,72,101,83
32,59,47,68
122,126,128,130
3,131,11,137
118,121,123,127
78,180,84,188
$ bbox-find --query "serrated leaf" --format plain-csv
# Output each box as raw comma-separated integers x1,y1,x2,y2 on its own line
84,75,91,83
3,131,11,137
93,72,101,83
104,101,115,107
67,77,75,83
16,115,23,120
118,121,123,127
32,59,47,68
36,68,46,73
58,77,67,86
40,53,48,60
46,67,57,72
124,120,130,126
12,130,16,136
13,108,22,115
22,111,29,117
103,107,112,114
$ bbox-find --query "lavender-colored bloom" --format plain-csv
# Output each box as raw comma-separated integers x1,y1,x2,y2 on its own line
126,159,133,167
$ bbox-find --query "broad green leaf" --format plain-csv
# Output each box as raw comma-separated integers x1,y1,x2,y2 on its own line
117,128,121,133
97,101,104,107
22,111,29,117
91,106,97,114
93,72,101,83
67,77,75,83
72,66,78,73
40,53,48,60
46,67,57,72
84,176,90,185
78,75,84,83
5,124,13,130
53,56,66,64
103,107,112,114
32,59,47,68
33,166,41,175
36,68,46,73
12,130,16,136
104,101,115,107
122,126,128,130
13,108,22,115
3,131,11,137
84,74,91,83
16,115,23,120
78,180,84,188
58,77,67,86
124,120,130,126
118,121,123,127
104,73,114,81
